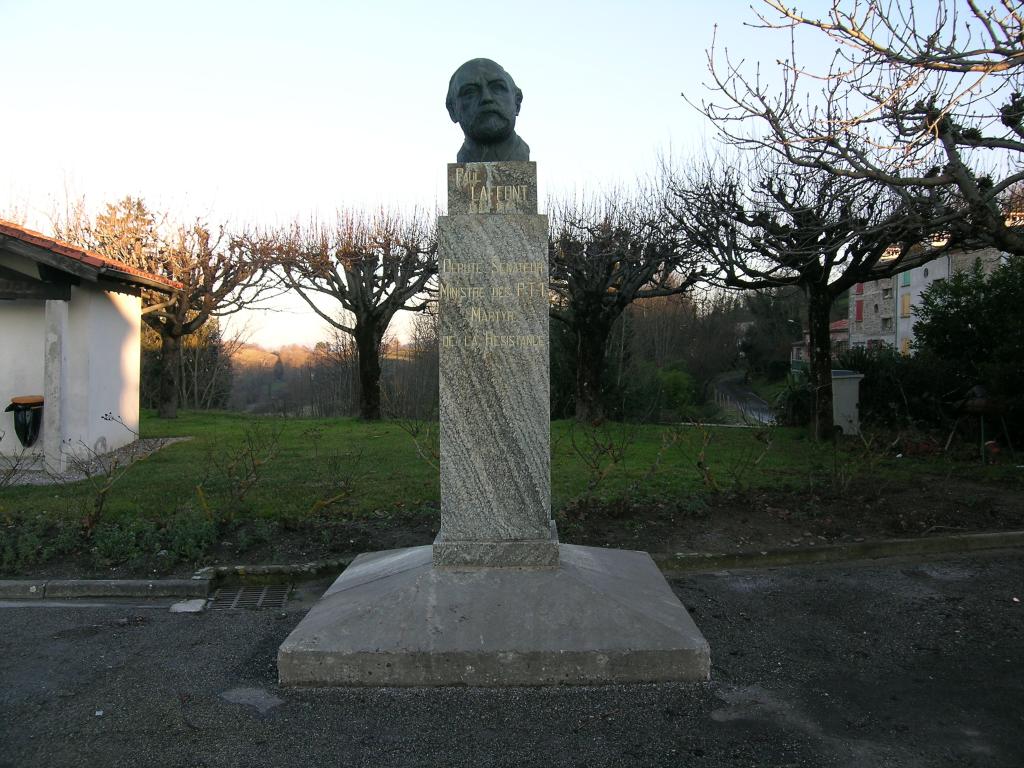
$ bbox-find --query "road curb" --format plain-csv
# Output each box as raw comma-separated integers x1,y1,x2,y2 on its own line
0,578,211,600
192,557,354,587
2,531,1021,597
0,580,48,598
653,530,1024,574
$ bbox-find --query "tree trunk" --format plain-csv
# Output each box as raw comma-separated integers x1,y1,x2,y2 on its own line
574,321,610,423
157,332,181,419
806,287,834,441
354,324,383,420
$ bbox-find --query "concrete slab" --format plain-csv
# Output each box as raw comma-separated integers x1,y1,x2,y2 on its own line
278,544,710,687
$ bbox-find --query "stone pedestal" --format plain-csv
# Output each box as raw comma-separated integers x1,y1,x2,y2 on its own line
278,544,710,686
278,161,711,687
435,161,556,568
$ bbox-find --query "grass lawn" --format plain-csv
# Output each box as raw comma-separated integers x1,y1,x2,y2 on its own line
1,410,1020,576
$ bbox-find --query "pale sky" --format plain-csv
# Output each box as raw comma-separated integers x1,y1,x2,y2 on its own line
0,0,827,348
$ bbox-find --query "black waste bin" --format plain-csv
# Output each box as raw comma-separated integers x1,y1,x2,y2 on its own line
4,396,43,448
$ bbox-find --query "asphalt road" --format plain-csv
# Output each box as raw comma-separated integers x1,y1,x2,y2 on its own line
714,374,776,425
1,550,1022,768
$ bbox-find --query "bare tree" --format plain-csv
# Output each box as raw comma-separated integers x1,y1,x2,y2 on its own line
666,152,931,439
697,0,1024,254
549,194,703,423
275,210,437,420
55,197,275,418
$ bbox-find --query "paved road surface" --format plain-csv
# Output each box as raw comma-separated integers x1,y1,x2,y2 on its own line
1,551,1022,767
714,374,776,425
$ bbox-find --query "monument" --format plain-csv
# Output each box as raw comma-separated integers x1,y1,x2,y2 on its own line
277,59,710,686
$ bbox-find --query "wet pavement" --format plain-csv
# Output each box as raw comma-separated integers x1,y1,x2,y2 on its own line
1,550,1022,767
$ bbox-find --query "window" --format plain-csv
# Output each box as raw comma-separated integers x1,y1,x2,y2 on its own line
855,299,864,321
900,293,911,317
901,271,911,287
873,303,879,314
882,288,892,299
923,268,929,278
855,283,864,295
881,317,893,331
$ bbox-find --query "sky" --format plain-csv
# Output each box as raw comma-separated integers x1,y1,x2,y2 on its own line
0,0,830,348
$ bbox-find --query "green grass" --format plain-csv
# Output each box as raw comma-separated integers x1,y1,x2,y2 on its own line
1,410,1018,573
4,410,1012,520
2,412,435,522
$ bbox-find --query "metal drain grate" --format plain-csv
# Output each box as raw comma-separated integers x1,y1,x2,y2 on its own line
211,585,290,611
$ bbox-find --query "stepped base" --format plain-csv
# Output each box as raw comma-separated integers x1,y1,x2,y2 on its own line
278,543,710,686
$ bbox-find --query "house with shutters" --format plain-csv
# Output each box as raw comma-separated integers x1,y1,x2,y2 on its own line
849,246,1004,353
0,220,179,473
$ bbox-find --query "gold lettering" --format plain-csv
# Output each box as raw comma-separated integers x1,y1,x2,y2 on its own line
490,261,544,276
439,283,485,303
516,281,547,298
469,306,517,324
442,260,483,275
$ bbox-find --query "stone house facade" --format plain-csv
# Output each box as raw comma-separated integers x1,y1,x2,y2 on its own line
849,246,1004,353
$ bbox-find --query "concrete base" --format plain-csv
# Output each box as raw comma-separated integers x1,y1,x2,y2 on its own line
432,520,560,568
278,544,710,687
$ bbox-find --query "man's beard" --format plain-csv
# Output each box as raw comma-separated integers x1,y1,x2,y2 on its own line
466,110,513,143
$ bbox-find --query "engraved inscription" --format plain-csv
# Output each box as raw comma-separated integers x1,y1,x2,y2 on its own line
441,333,543,348
441,254,546,355
453,167,532,214
469,307,517,324
439,284,485,304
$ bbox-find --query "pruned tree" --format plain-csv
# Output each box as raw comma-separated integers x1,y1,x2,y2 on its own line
55,197,275,418
275,210,437,420
666,152,932,439
549,195,703,423
697,0,1024,255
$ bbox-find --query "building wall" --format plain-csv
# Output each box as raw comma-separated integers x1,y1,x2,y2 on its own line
896,247,1004,354
895,257,950,354
64,286,142,458
849,276,896,348
850,247,1005,354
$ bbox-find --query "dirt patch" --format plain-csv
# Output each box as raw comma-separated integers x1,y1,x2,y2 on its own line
560,474,1024,555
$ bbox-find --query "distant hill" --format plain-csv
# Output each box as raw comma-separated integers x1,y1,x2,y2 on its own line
232,343,315,370
232,341,425,369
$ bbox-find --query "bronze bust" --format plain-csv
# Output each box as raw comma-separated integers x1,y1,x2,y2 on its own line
446,58,530,163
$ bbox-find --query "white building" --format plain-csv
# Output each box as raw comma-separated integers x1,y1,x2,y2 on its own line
894,247,1004,354
850,246,1004,353
0,221,177,472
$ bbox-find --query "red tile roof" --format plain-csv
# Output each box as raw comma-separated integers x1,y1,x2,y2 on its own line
830,319,849,333
0,219,181,291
